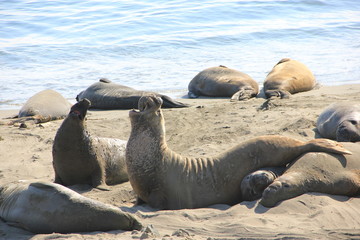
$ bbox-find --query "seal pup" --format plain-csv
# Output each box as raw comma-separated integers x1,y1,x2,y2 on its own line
76,78,189,109
0,181,142,233
263,58,316,98
260,142,360,208
52,98,128,189
188,65,259,100
241,167,285,201
317,102,360,142
125,95,351,210
10,89,72,124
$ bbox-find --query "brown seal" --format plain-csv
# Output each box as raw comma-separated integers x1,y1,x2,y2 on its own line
263,58,316,98
0,181,142,233
76,78,189,109
317,102,360,142
125,95,351,210
10,89,72,124
260,142,360,207
188,65,259,100
52,99,128,189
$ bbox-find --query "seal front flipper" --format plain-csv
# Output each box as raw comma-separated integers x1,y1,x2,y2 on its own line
230,88,257,101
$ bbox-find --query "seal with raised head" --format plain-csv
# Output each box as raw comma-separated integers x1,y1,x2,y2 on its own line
76,78,189,109
241,167,285,201
260,142,360,208
263,58,316,99
0,181,142,233
188,65,259,100
52,98,128,189
125,95,351,210
317,102,360,142
11,89,72,124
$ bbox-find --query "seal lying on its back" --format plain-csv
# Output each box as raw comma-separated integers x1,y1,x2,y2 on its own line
188,65,259,100
0,181,142,233
125,96,350,210
76,78,189,109
317,102,360,142
12,89,72,124
52,99,128,189
263,58,316,99
260,142,360,207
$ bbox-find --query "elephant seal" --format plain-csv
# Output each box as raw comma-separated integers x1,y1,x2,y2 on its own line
188,65,259,100
0,181,142,233
125,95,351,210
260,142,360,208
76,78,189,109
263,58,316,98
317,102,360,142
11,89,72,124
241,167,285,201
52,98,128,189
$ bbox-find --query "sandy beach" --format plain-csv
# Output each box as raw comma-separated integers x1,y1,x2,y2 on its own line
1,84,360,240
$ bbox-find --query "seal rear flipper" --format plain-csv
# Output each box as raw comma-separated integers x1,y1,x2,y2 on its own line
308,139,352,155
160,95,189,108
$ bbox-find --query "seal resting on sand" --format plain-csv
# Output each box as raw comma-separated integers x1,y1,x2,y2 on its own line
188,65,259,100
11,89,72,124
125,95,351,210
317,102,360,142
260,142,360,208
241,167,285,201
0,181,142,233
76,78,189,109
263,58,316,99
52,98,128,189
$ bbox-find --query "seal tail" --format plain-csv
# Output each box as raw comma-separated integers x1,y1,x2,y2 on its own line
160,95,190,108
308,139,352,155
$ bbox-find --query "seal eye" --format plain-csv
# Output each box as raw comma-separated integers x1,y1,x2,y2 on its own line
350,120,357,125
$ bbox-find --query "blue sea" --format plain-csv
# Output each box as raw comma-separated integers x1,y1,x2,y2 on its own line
1,0,359,109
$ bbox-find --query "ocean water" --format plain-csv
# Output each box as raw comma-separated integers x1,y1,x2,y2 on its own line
1,0,359,109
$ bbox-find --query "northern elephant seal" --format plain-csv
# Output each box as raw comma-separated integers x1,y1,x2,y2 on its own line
188,65,259,100
125,95,350,210
0,181,142,233
52,98,128,189
317,102,360,142
263,58,316,98
241,167,285,201
11,89,72,124
76,78,189,109
260,142,360,207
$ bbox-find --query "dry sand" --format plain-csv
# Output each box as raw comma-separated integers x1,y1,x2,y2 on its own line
0,84,360,240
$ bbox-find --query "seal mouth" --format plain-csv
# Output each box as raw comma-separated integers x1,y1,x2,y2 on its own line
70,98,91,120
130,95,163,115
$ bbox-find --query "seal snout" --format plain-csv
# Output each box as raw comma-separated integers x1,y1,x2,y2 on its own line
138,96,163,113
70,98,91,120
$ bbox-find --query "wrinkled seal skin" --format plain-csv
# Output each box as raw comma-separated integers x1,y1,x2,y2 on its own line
188,65,259,100
0,181,142,233
317,103,360,142
76,78,189,109
241,167,285,201
261,142,360,208
52,99,128,189
263,58,316,99
13,89,72,123
125,96,351,210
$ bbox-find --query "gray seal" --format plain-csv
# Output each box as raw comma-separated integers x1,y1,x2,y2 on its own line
125,95,351,210
260,142,360,207
263,58,316,99
12,89,72,124
76,78,189,109
0,181,142,233
52,98,128,189
188,65,259,100
317,102,360,142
